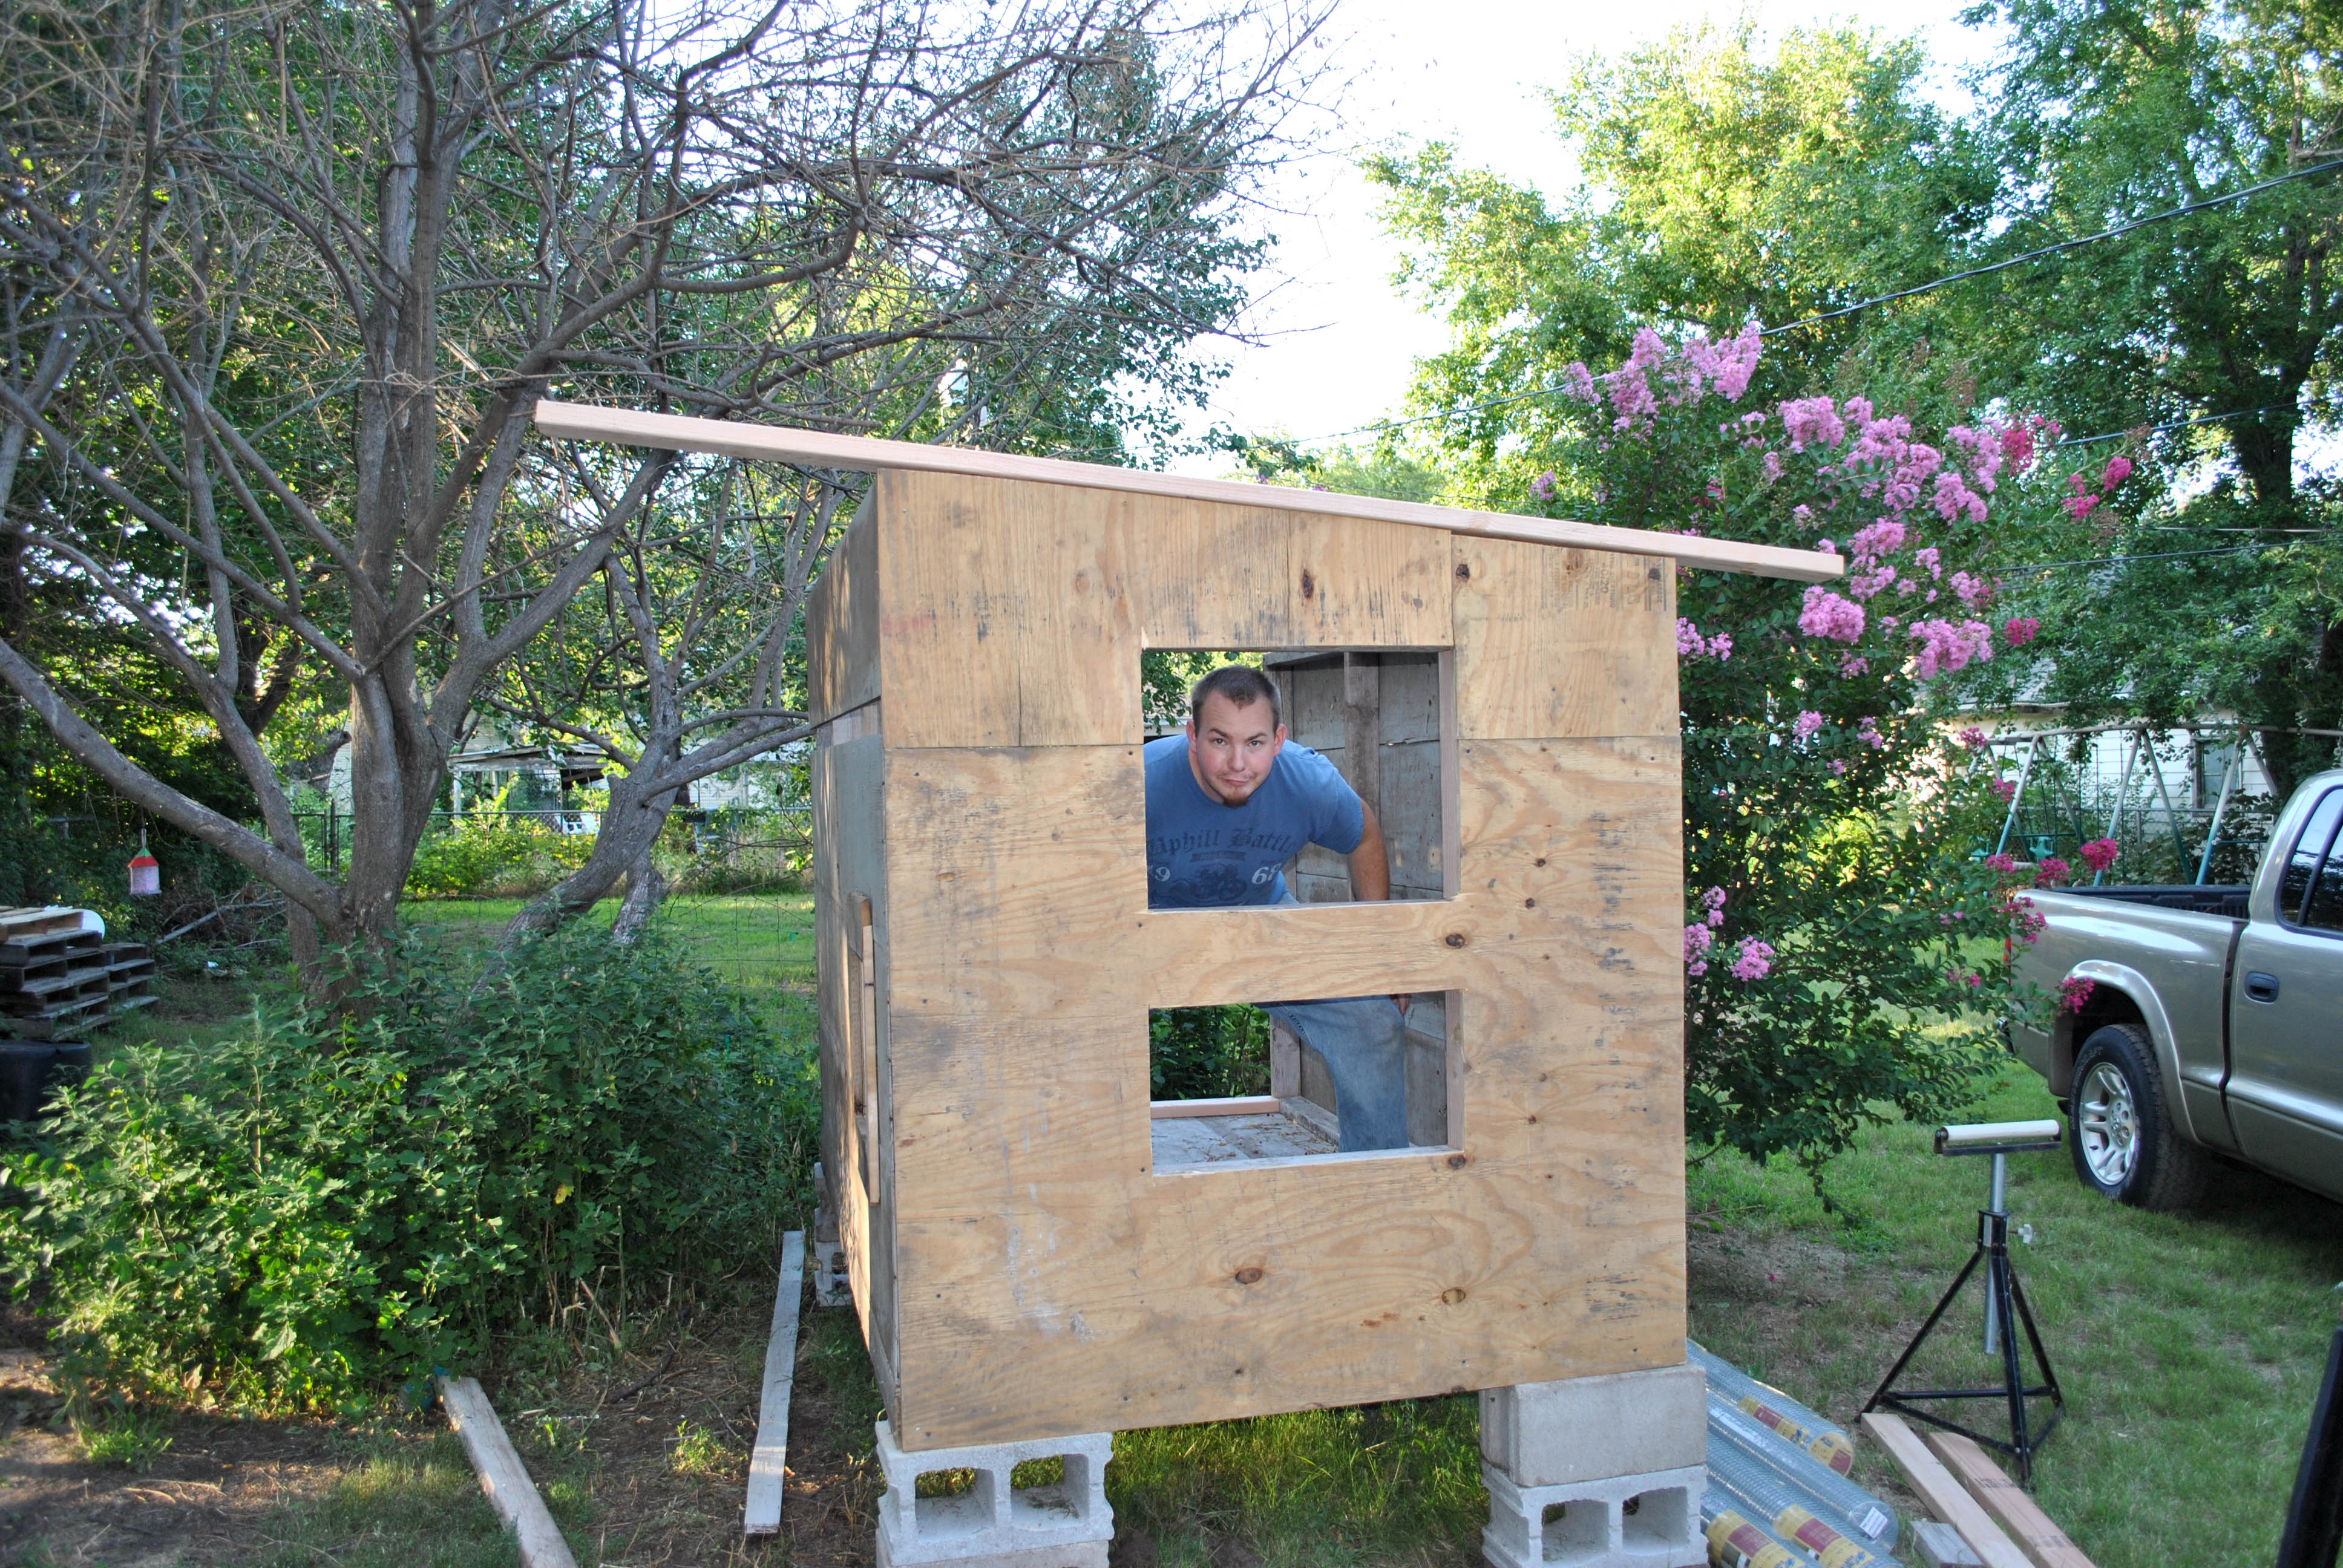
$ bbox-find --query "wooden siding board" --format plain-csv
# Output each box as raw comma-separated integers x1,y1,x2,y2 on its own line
806,494,879,724
1452,541,1677,740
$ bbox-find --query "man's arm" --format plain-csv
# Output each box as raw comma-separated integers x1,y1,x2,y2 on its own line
1348,801,1391,901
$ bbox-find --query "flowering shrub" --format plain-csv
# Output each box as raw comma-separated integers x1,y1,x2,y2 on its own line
1524,328,2055,1183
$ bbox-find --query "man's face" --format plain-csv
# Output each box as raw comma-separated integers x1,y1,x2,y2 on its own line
1185,691,1285,805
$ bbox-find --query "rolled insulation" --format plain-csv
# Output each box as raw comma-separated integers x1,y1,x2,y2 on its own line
1689,1340,1857,1475
1702,1489,1804,1568
1711,1399,1899,1547
1708,1438,1902,1568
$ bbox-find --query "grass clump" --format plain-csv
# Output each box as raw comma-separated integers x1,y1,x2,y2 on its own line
0,916,818,1410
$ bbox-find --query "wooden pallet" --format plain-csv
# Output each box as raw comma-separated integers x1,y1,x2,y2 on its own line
0,914,148,1041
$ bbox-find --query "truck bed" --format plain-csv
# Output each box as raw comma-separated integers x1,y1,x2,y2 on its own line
2044,883,2250,919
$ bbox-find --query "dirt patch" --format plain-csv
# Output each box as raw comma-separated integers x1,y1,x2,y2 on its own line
0,1278,895,1566
0,1351,400,1567
521,1287,887,1566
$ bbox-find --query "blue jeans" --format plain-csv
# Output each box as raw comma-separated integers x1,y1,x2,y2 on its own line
1262,894,1410,1151
1263,995,1409,1151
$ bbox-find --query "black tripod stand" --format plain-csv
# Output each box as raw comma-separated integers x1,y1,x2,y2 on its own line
1864,1120,2066,1485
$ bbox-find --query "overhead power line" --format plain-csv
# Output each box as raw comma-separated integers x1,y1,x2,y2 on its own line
1762,156,2343,336
1263,157,2343,452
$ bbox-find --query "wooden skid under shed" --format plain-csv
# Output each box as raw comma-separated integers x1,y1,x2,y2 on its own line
743,1231,807,1536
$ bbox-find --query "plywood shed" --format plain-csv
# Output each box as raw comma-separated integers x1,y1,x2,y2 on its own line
532,400,1840,1454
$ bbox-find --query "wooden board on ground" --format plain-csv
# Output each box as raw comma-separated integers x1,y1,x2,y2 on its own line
437,1375,578,1568
744,1230,807,1536
1861,1413,2033,1568
1922,1428,2098,1568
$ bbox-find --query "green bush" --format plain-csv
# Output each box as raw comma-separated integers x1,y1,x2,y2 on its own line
0,920,816,1408
404,811,594,898
1149,1004,1271,1100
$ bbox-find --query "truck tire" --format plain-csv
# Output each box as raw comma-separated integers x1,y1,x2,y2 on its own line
2068,1022,2208,1210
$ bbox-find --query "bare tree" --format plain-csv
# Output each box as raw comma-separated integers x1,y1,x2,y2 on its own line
0,0,1325,966
491,452,843,939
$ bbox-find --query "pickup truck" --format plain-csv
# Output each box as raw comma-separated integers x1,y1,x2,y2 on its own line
2010,768,2343,1209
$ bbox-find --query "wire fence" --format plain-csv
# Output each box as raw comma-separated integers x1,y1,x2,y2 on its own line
1973,722,2343,885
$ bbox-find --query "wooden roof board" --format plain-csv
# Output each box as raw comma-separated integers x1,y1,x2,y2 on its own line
534,400,1844,584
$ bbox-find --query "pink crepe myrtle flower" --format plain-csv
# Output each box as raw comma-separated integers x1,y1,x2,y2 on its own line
1958,727,1990,750
1951,570,1993,609
2101,455,2133,489
1848,518,1909,559
2066,493,2100,520
1983,852,2022,874
2079,837,2121,872
1933,469,1988,522
2002,616,2040,648
1840,655,1870,678
1730,938,1776,982
1991,779,2018,802
1703,886,1727,927
1910,618,1994,680
1913,546,1943,580
2060,976,2097,1013
2004,893,2048,945
1830,758,1849,774
1685,324,1762,402
1677,619,1734,661
1560,362,1599,403
2036,855,2073,886
1780,397,1846,452
1762,450,1784,482
1792,710,1826,741
1792,503,1815,529
1856,716,1886,750
1799,587,1867,643
1531,471,1558,501
1683,921,1713,975
1850,566,1898,601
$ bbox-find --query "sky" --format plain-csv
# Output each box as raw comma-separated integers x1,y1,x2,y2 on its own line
1161,0,2011,475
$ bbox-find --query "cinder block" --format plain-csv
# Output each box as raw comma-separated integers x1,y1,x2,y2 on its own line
1481,1463,1705,1568
1480,1363,1706,1486
813,1240,852,1307
874,1419,1113,1568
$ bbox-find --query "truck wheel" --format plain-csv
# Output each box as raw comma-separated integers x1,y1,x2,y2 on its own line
2068,1022,2207,1210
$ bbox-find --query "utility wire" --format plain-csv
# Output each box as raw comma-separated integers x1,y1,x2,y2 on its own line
1762,156,2343,336
1263,157,2343,452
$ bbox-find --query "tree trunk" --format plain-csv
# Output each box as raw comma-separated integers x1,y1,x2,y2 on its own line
610,848,666,945
505,768,680,941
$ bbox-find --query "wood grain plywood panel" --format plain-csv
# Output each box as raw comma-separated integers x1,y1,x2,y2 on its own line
878,738,1685,1448
883,745,1147,1017
805,492,879,723
873,469,1141,750
1134,900,1468,1007
816,733,894,1391
1452,540,1676,740
1133,501,1451,652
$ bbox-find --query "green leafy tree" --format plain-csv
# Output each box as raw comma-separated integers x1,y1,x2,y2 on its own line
1970,0,2343,788
1366,22,1996,503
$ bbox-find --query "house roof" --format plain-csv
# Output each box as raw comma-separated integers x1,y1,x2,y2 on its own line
534,400,1844,584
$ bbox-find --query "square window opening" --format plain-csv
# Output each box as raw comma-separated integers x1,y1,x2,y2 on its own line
1140,648,1455,907
1149,990,1460,1169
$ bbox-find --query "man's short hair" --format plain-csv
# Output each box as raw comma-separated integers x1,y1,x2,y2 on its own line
1188,664,1280,730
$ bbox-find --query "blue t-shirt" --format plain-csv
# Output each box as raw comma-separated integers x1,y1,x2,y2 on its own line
1143,734,1365,908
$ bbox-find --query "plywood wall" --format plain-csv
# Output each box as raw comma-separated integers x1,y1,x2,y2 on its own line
834,467,1685,1449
